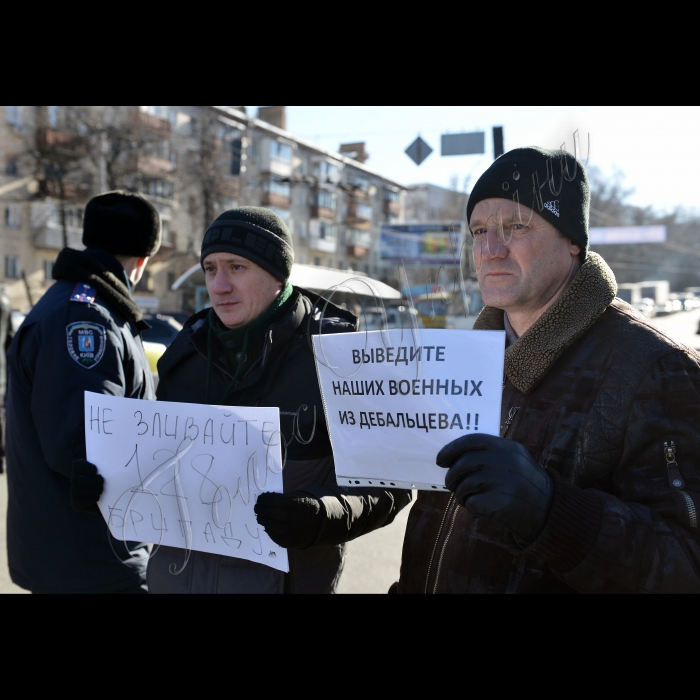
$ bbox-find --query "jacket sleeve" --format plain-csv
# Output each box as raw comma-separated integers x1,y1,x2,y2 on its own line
525,348,700,593
19,304,131,478
297,484,412,548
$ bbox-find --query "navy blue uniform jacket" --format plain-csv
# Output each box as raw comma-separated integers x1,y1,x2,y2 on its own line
5,250,153,593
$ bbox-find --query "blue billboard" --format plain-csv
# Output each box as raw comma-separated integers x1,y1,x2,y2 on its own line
380,223,464,266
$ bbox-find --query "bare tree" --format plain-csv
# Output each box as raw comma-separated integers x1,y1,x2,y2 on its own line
182,108,243,232
17,106,93,248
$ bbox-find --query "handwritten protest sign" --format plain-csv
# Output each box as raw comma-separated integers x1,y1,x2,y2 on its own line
313,329,505,491
84,392,288,573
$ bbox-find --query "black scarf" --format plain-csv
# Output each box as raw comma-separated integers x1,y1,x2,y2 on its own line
52,248,143,325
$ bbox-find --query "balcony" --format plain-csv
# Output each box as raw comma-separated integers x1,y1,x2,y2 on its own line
131,110,171,136
261,191,291,209
36,128,86,155
346,229,371,258
347,245,369,258
347,201,373,228
310,205,335,220
310,236,337,253
38,179,91,202
129,154,173,177
384,200,400,216
33,222,82,250
216,178,240,200
260,139,293,178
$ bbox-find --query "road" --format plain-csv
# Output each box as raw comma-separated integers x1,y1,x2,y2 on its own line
2,308,699,594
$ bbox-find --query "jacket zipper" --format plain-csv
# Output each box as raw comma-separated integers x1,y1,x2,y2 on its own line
431,503,460,594
425,405,521,594
424,494,454,594
664,440,698,529
503,407,519,438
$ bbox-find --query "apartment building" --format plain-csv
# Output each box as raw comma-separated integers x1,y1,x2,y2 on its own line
0,105,405,314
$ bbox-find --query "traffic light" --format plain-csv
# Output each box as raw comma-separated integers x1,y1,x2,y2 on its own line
493,127,504,159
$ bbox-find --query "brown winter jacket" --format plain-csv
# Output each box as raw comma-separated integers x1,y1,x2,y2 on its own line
398,252,700,593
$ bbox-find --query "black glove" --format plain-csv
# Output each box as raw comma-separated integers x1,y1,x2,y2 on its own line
437,433,554,545
254,491,324,549
71,459,104,515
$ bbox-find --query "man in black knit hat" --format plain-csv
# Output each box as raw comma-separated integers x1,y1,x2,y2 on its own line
6,191,160,594
397,147,700,593
72,206,411,593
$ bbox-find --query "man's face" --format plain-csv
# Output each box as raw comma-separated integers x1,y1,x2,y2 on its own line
470,198,581,314
203,252,282,329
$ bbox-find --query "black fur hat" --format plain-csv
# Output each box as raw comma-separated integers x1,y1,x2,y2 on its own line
200,207,294,282
83,191,161,258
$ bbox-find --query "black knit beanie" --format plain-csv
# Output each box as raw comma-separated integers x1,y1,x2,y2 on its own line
83,191,161,257
466,147,590,258
200,207,294,282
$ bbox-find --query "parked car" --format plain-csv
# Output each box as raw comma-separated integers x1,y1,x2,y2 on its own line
656,298,683,316
633,298,656,318
359,306,425,331
141,314,183,347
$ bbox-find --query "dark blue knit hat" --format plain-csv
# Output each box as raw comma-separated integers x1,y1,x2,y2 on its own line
200,207,294,282
467,147,590,258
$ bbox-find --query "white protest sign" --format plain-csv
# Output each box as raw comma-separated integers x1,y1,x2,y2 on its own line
84,392,288,573
313,329,505,491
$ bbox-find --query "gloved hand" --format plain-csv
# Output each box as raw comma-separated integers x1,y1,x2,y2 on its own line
437,433,554,544
254,491,325,549
71,459,104,515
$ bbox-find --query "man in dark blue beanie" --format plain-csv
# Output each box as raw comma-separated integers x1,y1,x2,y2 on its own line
397,147,700,594
5,191,160,594
466,146,590,259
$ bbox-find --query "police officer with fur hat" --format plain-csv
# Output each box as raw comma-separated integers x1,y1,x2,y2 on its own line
5,191,161,594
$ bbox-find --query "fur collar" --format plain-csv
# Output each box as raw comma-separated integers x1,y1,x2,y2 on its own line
52,248,143,325
473,252,617,394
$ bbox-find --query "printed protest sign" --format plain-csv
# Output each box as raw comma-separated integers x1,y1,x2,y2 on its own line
313,329,505,491
84,392,288,573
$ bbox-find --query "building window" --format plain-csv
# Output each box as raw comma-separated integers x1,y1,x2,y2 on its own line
267,207,291,224
298,190,306,207
264,178,291,198
140,179,174,200
270,141,293,163
6,158,18,176
347,229,371,248
356,203,373,221
44,260,54,280
49,206,83,230
348,174,370,191
161,220,172,245
48,106,59,127
319,222,334,240
312,190,336,211
313,161,339,182
6,205,21,228
136,271,153,292
297,221,307,239
141,106,169,119
314,257,321,267
5,256,19,279
5,106,21,127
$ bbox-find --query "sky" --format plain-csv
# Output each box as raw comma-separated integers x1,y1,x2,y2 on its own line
244,106,700,216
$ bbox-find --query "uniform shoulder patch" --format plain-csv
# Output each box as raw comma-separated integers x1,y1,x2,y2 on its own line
66,322,106,368
70,283,97,304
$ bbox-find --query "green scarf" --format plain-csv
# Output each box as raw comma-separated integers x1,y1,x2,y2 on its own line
206,282,294,403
